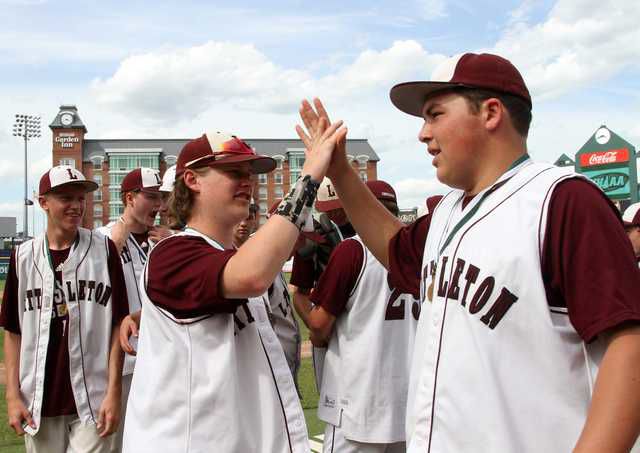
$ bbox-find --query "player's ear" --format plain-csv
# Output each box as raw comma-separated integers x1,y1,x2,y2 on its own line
38,195,48,211
482,98,503,132
183,169,202,193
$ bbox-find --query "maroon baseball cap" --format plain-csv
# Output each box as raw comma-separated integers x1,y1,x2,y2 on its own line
39,166,98,196
366,180,397,203
176,132,276,177
121,168,162,193
623,202,640,228
390,53,531,117
316,177,341,212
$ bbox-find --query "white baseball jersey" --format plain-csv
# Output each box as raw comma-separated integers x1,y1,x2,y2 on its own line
97,222,149,375
265,272,301,379
14,228,115,434
406,160,606,452
318,236,418,444
123,229,309,453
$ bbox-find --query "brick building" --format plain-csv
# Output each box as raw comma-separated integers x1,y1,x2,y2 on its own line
50,105,380,228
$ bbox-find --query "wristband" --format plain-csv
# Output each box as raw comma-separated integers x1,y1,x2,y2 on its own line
275,175,320,230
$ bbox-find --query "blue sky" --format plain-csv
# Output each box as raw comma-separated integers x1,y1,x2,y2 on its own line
1,0,639,235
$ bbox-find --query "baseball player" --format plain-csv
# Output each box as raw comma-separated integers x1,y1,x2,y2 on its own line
158,165,184,230
623,202,640,263
263,200,303,382
290,177,354,389
232,203,258,248
96,167,168,452
296,53,640,452
122,128,345,452
1,165,128,453
299,180,418,453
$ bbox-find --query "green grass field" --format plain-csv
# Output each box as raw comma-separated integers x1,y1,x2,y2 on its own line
0,279,322,451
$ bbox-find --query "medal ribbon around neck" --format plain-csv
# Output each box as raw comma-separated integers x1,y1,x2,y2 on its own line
427,153,531,302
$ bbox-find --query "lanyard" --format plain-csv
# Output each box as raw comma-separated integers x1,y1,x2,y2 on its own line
437,153,530,256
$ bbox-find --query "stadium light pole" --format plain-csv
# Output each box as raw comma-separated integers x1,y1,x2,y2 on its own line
12,114,41,238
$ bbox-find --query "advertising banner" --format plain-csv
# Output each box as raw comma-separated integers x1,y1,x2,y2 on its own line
582,167,631,198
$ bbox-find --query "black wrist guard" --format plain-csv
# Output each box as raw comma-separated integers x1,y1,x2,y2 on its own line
275,175,320,230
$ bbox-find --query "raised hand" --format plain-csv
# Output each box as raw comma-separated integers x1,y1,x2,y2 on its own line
296,98,349,180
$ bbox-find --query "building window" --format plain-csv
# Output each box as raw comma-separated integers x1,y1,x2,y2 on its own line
259,202,268,215
94,191,102,202
274,172,283,185
289,170,301,185
165,155,177,166
258,173,268,184
108,154,160,172
59,158,75,168
258,187,268,200
288,151,305,185
274,187,283,199
109,186,121,202
109,204,124,219
356,155,368,169
93,174,102,186
360,171,368,182
273,155,285,170
93,219,103,228
94,204,103,217
289,152,305,170
90,155,104,171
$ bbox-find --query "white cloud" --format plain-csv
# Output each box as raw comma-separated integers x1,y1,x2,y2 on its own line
492,0,640,100
395,177,449,208
416,0,448,20
91,40,444,125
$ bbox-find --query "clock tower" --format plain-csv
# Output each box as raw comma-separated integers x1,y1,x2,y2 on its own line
49,105,87,170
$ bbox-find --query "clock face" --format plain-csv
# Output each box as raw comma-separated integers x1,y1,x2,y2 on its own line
60,113,73,126
595,127,610,145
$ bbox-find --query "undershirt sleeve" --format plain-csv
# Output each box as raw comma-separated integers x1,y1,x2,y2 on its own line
146,235,245,318
542,178,640,342
387,215,431,299
309,239,365,317
0,250,21,334
290,252,317,290
107,239,130,325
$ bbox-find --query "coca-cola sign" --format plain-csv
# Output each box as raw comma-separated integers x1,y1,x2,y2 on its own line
580,148,629,167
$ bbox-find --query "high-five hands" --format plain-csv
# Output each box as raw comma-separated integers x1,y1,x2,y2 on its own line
296,98,348,182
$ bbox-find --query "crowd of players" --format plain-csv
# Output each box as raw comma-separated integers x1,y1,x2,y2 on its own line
2,51,640,453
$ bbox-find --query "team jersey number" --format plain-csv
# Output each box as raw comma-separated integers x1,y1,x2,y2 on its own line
385,277,420,321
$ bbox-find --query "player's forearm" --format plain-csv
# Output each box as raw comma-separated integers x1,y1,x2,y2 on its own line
292,288,313,329
3,332,22,401
574,325,640,453
331,165,403,269
223,216,299,298
106,327,124,395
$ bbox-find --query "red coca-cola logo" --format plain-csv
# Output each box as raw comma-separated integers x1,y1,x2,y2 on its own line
580,148,629,167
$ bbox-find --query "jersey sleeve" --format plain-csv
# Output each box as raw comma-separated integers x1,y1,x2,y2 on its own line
290,252,317,290
0,250,21,334
309,239,365,317
146,235,245,319
107,238,130,325
387,215,431,299
542,178,640,342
